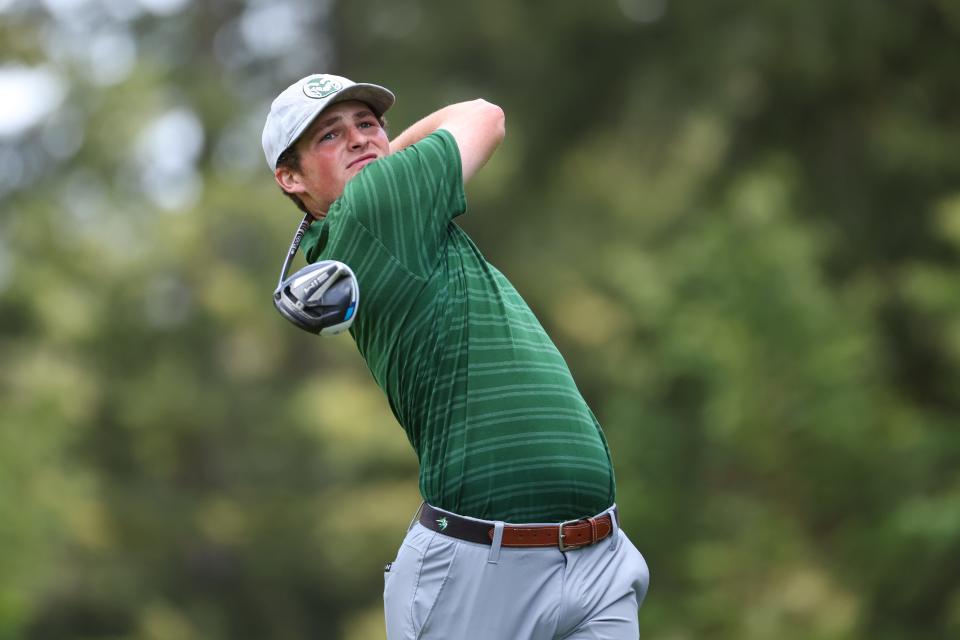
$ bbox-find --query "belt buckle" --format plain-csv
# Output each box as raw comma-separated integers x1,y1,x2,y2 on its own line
558,518,585,552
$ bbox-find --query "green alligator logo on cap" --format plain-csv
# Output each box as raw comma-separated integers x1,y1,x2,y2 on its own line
303,76,342,99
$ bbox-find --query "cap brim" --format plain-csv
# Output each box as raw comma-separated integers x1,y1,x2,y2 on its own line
324,83,395,118
289,84,395,154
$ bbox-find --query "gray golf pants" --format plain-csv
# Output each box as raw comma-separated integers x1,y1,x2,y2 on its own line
383,506,649,639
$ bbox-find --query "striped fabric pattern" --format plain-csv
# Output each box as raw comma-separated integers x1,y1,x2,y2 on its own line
301,130,615,522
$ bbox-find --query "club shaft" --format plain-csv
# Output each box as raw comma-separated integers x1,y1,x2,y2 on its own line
276,213,314,290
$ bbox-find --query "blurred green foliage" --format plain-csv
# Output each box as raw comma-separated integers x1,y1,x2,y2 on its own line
1,0,959,638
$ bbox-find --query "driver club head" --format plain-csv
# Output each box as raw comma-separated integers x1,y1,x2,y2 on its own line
273,260,359,335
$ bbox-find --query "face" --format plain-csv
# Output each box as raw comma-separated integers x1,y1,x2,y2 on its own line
274,100,389,217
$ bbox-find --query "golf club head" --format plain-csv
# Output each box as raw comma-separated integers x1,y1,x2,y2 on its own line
273,260,359,335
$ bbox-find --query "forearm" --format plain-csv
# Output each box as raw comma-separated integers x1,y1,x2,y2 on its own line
389,102,474,153
389,99,505,182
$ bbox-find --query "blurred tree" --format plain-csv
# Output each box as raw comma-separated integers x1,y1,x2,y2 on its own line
0,0,958,639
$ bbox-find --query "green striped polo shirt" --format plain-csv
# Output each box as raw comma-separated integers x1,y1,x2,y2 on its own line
301,130,615,522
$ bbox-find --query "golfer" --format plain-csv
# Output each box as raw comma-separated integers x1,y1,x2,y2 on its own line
262,73,649,639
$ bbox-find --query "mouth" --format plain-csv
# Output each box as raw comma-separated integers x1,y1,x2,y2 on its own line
347,153,378,170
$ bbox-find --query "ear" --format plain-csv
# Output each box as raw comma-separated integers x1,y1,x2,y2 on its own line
274,165,307,195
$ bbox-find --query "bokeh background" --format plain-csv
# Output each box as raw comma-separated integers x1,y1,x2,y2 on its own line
2,0,960,638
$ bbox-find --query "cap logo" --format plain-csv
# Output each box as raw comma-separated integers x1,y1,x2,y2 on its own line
303,76,342,99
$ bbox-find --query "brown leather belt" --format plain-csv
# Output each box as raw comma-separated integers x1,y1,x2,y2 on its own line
418,503,617,551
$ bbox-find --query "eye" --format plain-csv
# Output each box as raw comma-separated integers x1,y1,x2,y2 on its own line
319,130,336,142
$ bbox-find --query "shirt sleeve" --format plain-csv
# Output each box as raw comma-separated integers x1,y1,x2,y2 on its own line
335,129,466,277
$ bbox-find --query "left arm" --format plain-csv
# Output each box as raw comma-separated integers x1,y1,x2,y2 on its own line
389,99,506,183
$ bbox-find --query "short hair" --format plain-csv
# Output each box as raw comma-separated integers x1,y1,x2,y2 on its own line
275,145,309,214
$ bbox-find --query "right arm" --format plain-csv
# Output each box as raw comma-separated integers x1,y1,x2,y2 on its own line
389,99,506,184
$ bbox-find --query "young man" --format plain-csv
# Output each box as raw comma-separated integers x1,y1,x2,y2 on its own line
262,73,649,639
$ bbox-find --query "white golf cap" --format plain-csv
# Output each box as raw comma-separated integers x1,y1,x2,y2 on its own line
261,73,395,171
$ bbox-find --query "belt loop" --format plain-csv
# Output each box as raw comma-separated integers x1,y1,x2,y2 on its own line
608,506,620,552
488,521,504,564
588,517,599,544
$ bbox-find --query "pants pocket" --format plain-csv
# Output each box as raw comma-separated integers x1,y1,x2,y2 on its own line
384,543,421,639
410,536,460,636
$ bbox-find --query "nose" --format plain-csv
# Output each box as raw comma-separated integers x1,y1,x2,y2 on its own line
347,127,366,149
